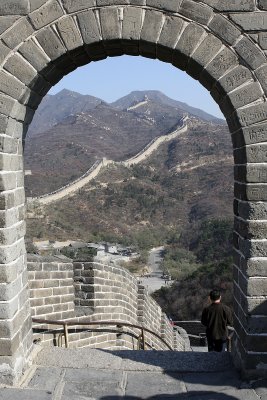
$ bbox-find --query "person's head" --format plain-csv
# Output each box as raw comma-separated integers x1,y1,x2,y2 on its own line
209,289,221,303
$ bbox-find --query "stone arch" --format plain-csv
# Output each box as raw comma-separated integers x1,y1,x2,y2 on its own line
0,0,267,384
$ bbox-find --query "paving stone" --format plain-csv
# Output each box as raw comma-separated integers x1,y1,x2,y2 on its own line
63,381,123,398
28,366,64,391
0,389,52,400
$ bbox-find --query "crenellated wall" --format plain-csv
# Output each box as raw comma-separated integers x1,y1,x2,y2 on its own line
28,258,189,351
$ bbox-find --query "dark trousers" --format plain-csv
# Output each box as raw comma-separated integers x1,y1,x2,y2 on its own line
207,337,227,352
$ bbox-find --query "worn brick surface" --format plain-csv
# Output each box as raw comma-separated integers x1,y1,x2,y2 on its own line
179,0,213,25
0,1,30,15
209,14,241,45
62,0,96,12
29,0,64,29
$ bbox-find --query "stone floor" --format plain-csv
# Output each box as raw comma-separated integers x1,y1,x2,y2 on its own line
0,348,266,399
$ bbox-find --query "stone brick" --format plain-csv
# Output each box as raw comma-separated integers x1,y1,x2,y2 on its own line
200,47,238,91
0,222,25,246
4,54,36,86
259,32,267,49
140,9,163,58
158,15,184,49
234,37,266,70
234,144,267,164
29,0,64,29
235,102,267,129
235,164,267,183
57,16,83,51
36,27,66,61
0,94,17,118
230,12,267,30
0,16,20,35
232,122,267,148
0,71,25,101
255,64,267,96
62,0,95,12
235,182,267,201
0,1,30,15
99,8,120,41
221,82,263,112
0,42,10,65
20,87,42,109
122,7,142,41
239,237,267,258
209,14,241,45
212,0,256,11
147,0,181,12
18,39,50,72
234,218,267,239
212,66,252,103
173,23,206,71
187,34,222,79
77,10,101,45
259,0,267,9
241,257,267,277
179,0,213,25
1,19,34,49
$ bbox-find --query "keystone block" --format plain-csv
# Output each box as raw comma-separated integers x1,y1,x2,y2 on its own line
122,7,142,41
0,1,30,15
2,19,34,49
77,10,101,45
29,0,64,29
62,0,96,12
179,0,213,25
99,8,120,41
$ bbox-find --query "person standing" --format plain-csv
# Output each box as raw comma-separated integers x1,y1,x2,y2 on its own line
201,289,233,352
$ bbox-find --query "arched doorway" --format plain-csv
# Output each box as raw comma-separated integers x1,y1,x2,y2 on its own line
0,0,266,383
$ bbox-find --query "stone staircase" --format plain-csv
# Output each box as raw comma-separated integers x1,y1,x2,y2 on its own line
1,347,265,399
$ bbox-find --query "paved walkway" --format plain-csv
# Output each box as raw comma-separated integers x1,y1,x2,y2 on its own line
1,348,266,399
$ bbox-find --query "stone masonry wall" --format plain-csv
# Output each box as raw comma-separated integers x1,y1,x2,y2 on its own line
1,0,267,382
28,259,187,351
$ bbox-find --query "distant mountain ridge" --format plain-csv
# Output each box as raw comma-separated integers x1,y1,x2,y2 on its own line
111,90,225,123
28,89,224,137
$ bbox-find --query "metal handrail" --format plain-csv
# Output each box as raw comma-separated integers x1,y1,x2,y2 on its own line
32,318,173,351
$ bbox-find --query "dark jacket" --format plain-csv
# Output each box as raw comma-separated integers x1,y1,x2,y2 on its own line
201,302,233,341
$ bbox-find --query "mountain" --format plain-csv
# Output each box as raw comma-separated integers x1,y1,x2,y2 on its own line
111,90,225,124
27,89,103,137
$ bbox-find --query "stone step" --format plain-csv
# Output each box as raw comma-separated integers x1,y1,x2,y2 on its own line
34,346,233,373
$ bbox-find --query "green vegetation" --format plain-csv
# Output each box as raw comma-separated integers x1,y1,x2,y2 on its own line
153,219,233,320
60,246,97,261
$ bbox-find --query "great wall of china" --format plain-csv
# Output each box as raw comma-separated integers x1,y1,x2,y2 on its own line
28,116,188,205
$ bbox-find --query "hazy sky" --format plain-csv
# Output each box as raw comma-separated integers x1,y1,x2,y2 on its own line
50,55,224,119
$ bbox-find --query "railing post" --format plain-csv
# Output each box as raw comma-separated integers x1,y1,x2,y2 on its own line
141,328,145,350
64,323,69,348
